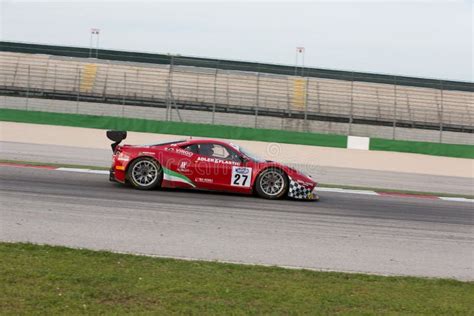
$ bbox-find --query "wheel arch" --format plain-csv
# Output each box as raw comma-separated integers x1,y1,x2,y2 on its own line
125,155,162,182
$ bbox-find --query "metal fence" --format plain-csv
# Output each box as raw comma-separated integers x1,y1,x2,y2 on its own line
0,51,473,142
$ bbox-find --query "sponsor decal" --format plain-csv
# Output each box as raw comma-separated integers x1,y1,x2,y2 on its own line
117,153,130,162
175,148,194,157
235,167,249,174
167,147,194,157
177,160,190,172
195,177,213,184
196,156,240,165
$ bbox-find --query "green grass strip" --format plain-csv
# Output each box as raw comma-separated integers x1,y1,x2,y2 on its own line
370,137,474,159
0,108,347,148
1,243,473,314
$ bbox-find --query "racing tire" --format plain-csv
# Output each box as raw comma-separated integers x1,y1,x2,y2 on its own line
127,157,163,190
255,168,288,199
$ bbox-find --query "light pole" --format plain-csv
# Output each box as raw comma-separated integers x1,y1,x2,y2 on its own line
295,47,305,76
89,28,100,58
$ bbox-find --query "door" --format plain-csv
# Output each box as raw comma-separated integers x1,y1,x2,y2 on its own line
181,142,252,193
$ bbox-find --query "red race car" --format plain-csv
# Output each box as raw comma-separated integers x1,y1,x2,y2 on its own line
107,131,319,201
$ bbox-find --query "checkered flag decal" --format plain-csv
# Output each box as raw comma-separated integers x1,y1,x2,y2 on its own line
288,178,312,199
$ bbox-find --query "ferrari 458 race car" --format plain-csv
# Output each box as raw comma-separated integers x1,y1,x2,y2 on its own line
107,131,319,201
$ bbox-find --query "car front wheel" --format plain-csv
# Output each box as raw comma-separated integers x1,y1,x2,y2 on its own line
255,168,288,199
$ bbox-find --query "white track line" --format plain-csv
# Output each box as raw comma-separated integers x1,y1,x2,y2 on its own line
317,187,378,195
56,167,109,175
439,197,474,203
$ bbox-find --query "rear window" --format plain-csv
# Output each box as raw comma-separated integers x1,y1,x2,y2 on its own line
183,144,199,153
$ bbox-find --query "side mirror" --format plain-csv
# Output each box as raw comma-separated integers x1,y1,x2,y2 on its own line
240,156,249,163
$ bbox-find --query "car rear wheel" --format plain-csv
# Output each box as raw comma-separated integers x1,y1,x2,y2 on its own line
255,168,288,199
127,157,162,190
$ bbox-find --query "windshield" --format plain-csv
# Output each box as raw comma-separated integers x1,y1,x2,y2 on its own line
237,145,266,163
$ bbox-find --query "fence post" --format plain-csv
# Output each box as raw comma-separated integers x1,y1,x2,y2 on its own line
138,68,143,99
226,70,230,109
165,56,174,121
255,71,260,128
375,89,381,120
122,72,127,117
25,65,30,110
304,77,309,130
12,60,19,88
102,70,108,100
212,63,218,124
40,60,47,95
392,76,397,140
439,80,444,143
286,76,291,119
316,80,320,113
53,64,57,93
348,73,354,135
76,67,81,114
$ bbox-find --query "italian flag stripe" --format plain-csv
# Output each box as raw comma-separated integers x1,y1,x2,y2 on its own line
162,167,195,187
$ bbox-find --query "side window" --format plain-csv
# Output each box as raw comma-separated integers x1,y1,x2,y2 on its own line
198,143,241,162
183,144,198,154
210,144,229,159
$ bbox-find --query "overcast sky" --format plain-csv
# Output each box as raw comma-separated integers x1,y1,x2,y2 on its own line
1,0,472,82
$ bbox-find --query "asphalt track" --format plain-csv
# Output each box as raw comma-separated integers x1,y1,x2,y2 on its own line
2,141,473,195
1,165,472,280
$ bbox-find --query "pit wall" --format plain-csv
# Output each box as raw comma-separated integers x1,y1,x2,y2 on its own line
1,104,473,159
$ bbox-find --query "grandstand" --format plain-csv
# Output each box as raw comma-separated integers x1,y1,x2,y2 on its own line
0,41,472,145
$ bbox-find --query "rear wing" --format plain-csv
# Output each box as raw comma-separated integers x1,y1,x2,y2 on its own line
106,130,127,151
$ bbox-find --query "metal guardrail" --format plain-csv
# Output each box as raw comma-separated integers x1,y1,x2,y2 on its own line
0,52,472,140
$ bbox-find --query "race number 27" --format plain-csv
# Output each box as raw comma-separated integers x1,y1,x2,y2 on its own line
231,167,252,187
